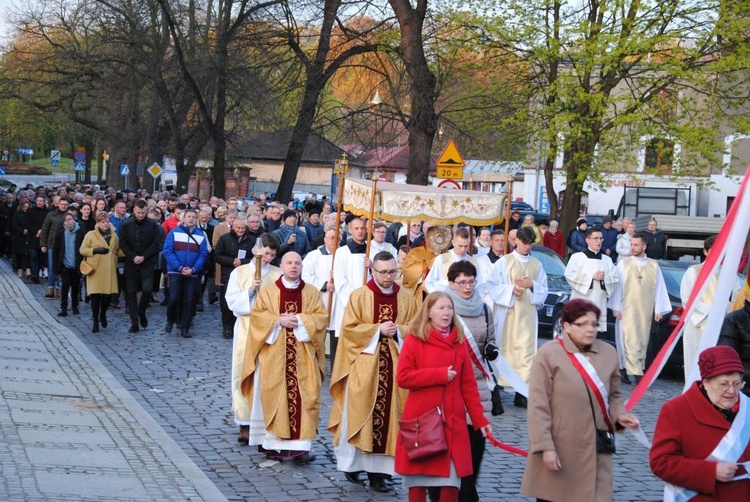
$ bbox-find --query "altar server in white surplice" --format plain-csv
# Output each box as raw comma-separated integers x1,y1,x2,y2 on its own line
487,227,548,407
565,226,619,332
608,232,671,384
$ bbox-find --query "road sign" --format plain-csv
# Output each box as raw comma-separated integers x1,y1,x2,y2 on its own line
51,159,59,167
73,148,86,163
436,140,465,169
17,148,34,156
437,179,461,190
436,167,463,179
0,168,6,175
147,163,163,178
74,162,85,172
120,164,130,176
51,150,61,160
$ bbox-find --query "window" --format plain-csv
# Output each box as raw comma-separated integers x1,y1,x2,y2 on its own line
644,138,675,172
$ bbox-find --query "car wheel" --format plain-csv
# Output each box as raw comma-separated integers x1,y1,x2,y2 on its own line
552,309,563,339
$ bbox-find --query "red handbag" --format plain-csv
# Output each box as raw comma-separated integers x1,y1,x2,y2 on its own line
398,406,448,461
398,346,457,461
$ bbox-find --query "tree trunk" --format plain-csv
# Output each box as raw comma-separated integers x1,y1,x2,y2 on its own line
389,0,437,186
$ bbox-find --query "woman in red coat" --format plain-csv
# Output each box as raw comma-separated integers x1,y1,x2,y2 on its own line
650,345,750,500
542,220,566,258
395,292,491,502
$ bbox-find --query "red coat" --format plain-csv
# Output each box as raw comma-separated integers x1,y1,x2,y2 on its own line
394,328,489,478
650,382,750,500
543,230,566,258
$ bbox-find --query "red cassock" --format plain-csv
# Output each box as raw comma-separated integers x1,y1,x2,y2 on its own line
650,381,750,500
394,328,489,478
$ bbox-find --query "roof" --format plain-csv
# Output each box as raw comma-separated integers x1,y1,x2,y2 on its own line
229,129,355,165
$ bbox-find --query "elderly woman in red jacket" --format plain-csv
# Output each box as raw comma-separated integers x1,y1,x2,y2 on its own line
395,291,492,502
650,345,750,501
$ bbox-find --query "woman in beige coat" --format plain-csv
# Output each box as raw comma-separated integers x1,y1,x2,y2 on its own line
80,211,121,333
520,299,639,502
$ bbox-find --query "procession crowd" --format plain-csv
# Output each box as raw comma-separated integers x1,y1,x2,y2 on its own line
0,180,749,501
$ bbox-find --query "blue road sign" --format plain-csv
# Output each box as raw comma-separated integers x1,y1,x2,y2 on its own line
73,150,85,162
120,164,130,176
51,159,60,167
0,168,6,175
74,162,85,172
17,148,34,156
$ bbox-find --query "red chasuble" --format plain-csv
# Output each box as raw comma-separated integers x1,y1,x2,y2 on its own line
367,279,399,454
277,277,305,440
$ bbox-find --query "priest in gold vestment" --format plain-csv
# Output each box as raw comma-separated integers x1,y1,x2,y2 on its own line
329,252,418,492
241,252,328,464
487,227,548,408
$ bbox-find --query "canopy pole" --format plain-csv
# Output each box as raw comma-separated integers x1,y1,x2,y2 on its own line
327,154,349,325
363,174,379,285
504,179,513,254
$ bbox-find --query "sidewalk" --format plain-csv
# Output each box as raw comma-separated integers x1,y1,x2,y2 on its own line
0,259,226,501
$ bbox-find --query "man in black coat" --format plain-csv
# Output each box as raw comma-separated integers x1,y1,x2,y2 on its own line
119,199,163,333
26,195,50,283
644,218,667,259
53,213,85,317
214,216,255,338
0,193,17,259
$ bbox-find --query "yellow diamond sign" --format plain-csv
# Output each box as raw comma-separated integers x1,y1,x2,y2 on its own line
147,163,163,178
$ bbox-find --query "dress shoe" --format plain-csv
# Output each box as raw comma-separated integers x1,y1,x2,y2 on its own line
165,322,174,334
620,369,632,385
44,288,55,298
369,475,388,493
57,309,67,317
100,314,108,328
208,295,218,305
72,306,80,315
514,392,528,409
344,472,362,484
238,425,249,445
128,324,139,333
139,313,148,328
196,302,204,312
30,276,39,284
292,452,316,465
92,321,99,333
223,327,233,339
180,329,191,338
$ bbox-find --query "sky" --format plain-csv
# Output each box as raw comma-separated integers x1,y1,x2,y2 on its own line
0,0,16,42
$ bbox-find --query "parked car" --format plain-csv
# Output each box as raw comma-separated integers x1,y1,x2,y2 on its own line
532,245,617,345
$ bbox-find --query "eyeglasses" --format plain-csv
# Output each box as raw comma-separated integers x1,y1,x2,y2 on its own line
571,321,598,328
711,380,746,392
372,269,397,277
452,279,477,288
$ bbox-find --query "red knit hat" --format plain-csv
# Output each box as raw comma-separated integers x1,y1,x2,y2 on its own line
698,346,744,380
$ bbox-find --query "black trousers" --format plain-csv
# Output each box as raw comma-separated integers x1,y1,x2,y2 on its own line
219,285,236,331
59,267,81,310
90,293,111,323
167,274,199,329
126,275,154,325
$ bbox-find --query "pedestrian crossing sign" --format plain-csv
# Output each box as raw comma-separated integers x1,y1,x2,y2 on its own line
120,164,130,176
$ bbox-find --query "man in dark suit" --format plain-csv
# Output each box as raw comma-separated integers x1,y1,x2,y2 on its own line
119,199,163,333
196,208,215,311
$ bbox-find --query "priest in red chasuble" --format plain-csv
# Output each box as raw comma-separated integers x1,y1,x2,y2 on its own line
329,251,418,492
241,251,328,464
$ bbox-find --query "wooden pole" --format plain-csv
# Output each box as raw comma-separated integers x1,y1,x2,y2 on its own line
504,178,513,254
363,175,379,285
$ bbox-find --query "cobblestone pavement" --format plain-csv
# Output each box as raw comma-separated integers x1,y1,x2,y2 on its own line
8,258,685,501
0,259,225,501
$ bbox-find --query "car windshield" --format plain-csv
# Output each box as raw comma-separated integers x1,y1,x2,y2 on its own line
660,266,687,297
531,249,567,276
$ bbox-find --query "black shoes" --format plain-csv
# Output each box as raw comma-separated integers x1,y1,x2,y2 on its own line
368,474,389,493
139,313,148,328
344,472,361,484
238,425,249,444
72,306,80,315
196,303,204,312
620,369,632,385
514,392,528,409
165,322,173,334
180,329,191,338
208,295,218,305
99,312,108,328
292,452,316,465
128,324,139,333
223,327,233,339
92,321,99,333
57,310,67,317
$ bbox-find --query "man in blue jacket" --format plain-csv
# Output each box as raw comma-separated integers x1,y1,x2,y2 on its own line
162,209,208,338
600,216,619,263
273,209,311,258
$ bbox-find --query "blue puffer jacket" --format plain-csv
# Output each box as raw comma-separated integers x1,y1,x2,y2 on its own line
163,225,208,276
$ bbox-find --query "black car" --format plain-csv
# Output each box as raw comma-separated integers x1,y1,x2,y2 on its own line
532,245,617,342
